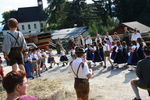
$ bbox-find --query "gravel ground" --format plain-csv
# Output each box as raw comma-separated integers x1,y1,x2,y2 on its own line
2,52,150,100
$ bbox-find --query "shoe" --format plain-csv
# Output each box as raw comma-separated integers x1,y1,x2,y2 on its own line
103,66,106,68
111,66,114,69
132,97,141,100
32,76,34,79
100,62,103,66
49,66,52,69
57,63,59,66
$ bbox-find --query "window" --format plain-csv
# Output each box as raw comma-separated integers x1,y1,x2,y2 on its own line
28,24,31,30
34,24,37,29
22,25,25,30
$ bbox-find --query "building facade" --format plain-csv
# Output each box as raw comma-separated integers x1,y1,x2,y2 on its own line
3,0,46,35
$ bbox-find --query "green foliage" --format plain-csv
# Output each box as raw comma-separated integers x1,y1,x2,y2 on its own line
1,10,16,25
115,0,150,26
88,16,119,36
47,24,59,30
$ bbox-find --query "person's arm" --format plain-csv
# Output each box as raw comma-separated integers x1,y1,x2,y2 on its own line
109,36,113,42
2,35,11,56
2,35,11,61
83,63,92,79
20,32,27,50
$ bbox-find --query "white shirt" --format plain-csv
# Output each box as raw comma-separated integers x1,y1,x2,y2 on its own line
71,49,76,55
61,50,66,56
41,52,47,58
85,38,92,45
69,58,92,79
104,35,113,42
95,37,102,43
131,33,142,41
30,53,38,60
131,45,137,51
103,44,110,51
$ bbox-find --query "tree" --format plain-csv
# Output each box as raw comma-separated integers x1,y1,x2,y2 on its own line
115,0,150,26
46,0,66,24
1,10,16,25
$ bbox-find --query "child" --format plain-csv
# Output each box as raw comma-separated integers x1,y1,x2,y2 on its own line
103,41,114,69
92,42,102,66
122,41,129,67
41,49,48,72
137,38,146,60
2,18,27,71
24,52,34,79
86,44,93,61
60,47,68,66
110,41,117,60
48,49,56,68
30,49,39,77
128,41,139,71
113,41,127,68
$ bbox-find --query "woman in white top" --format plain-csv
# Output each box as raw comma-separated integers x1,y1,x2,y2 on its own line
103,41,114,69
85,35,92,47
104,32,113,49
95,34,102,44
131,30,142,41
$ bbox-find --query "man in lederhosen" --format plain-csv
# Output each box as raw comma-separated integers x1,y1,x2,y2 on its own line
2,18,27,71
69,47,92,100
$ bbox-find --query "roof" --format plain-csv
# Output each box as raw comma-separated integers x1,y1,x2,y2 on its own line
50,27,87,39
6,6,45,23
17,7,45,22
122,21,150,33
2,6,45,31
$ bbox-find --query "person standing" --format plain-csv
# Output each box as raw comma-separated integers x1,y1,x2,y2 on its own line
112,32,120,42
123,27,131,46
2,18,27,71
104,32,113,49
76,35,85,48
131,46,150,100
95,34,102,45
69,48,92,100
131,30,142,42
85,35,92,47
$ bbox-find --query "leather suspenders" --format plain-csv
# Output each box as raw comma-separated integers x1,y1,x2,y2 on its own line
71,62,84,78
7,32,20,46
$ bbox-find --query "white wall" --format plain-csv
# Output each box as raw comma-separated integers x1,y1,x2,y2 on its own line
18,21,46,34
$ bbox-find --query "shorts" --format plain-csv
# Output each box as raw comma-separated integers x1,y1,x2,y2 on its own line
8,47,24,66
132,80,150,90
104,51,110,57
74,78,89,100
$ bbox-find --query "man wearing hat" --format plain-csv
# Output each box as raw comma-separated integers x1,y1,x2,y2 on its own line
69,48,92,100
131,46,150,100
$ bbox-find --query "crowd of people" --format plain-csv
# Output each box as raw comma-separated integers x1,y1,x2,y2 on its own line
0,18,150,100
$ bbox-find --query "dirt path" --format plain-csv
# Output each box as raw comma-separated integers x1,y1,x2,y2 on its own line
41,62,149,100
2,52,149,100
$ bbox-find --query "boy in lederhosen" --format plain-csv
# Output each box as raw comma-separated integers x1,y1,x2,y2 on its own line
2,18,27,71
69,48,92,100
